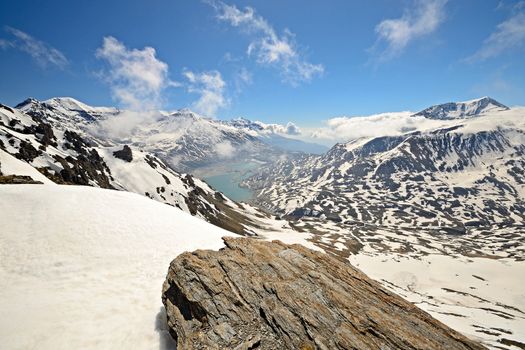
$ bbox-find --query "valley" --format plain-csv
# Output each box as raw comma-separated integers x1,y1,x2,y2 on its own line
1,96,524,349
195,160,261,202
2,2,523,349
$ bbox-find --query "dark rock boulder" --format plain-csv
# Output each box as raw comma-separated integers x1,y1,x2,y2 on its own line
113,145,133,162
162,237,486,350
15,140,41,162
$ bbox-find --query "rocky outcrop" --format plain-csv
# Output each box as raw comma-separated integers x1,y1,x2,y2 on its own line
0,174,43,184
162,237,486,350
113,145,133,162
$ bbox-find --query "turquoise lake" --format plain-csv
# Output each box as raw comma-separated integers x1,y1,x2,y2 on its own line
202,162,259,202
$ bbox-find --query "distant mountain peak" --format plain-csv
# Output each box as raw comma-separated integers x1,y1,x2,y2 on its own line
227,117,265,131
15,96,117,114
45,96,85,105
14,97,39,110
170,108,207,120
412,97,509,120
42,96,117,114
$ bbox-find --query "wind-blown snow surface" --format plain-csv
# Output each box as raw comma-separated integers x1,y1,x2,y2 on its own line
0,187,522,349
0,185,232,350
350,253,525,349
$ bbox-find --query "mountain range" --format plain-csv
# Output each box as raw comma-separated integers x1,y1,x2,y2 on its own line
14,97,326,173
0,98,306,235
1,95,524,349
245,97,524,234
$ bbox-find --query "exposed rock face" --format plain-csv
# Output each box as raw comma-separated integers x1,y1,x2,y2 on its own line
162,237,486,350
113,145,133,162
0,174,43,184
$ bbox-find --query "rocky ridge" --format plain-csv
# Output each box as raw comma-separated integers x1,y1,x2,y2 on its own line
162,237,486,350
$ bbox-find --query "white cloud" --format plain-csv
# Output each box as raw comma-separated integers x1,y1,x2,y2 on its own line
282,122,301,135
1,27,68,69
206,0,323,85
372,0,447,60
258,121,301,135
466,12,525,62
307,112,457,144
183,69,228,117
215,140,236,158
232,67,253,94
236,67,252,85
93,110,162,141
496,1,525,12
96,36,178,110
0,39,10,49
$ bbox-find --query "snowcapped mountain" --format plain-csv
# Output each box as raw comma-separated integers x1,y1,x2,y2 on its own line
412,96,509,120
13,97,323,174
239,99,525,348
245,98,525,233
128,109,280,172
16,97,118,125
2,96,524,349
0,101,292,235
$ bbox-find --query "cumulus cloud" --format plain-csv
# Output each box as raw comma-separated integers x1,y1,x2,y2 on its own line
259,121,301,135
96,36,178,110
93,110,162,141
206,0,323,85
1,27,68,69
466,12,525,62
371,0,447,61
215,140,236,158
183,69,228,117
308,112,455,143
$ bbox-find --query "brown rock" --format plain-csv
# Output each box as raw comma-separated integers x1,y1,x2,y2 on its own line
113,145,133,162
162,237,486,350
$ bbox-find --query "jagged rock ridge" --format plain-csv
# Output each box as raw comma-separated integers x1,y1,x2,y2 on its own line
162,237,486,350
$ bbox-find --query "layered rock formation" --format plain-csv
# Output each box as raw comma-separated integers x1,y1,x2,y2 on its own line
162,237,486,350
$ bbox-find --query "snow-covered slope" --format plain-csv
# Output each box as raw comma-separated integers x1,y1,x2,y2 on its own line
241,99,525,349
0,102,282,235
0,184,232,350
16,97,118,126
246,104,525,231
412,96,509,120
1,184,523,350
349,252,525,349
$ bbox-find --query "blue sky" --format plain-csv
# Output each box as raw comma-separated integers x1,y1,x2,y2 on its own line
0,0,524,127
